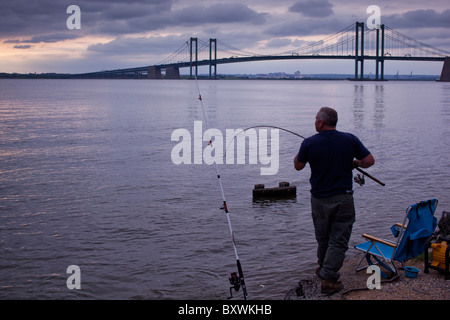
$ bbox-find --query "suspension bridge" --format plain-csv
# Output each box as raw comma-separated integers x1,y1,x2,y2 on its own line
74,22,450,81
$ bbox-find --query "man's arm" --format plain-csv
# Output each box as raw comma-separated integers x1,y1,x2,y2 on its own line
294,153,306,171
353,153,375,169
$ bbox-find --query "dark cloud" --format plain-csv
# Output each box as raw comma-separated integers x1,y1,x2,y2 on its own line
0,1,264,40
174,3,266,25
4,33,83,51
0,1,71,37
289,0,334,18
265,17,349,37
383,9,450,29
20,34,81,44
265,38,294,48
89,3,267,37
0,0,174,38
102,3,159,20
13,45,32,49
4,39,21,44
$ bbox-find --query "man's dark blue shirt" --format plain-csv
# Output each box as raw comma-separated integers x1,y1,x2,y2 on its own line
297,130,370,198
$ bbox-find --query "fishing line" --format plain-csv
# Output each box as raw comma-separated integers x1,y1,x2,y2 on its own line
193,75,249,300
235,125,307,140
224,125,306,157
225,125,385,187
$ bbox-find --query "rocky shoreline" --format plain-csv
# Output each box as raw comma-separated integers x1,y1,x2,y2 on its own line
285,252,450,300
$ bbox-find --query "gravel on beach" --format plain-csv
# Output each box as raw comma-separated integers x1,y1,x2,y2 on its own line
285,252,450,300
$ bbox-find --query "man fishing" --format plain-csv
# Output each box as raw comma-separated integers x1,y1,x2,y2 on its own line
294,107,375,295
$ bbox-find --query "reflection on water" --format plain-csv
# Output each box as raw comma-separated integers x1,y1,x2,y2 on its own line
352,84,386,130
353,85,365,129
373,85,385,128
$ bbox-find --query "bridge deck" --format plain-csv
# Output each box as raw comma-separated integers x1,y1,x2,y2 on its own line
75,55,446,78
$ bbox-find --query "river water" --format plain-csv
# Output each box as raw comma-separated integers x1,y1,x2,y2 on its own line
0,79,449,300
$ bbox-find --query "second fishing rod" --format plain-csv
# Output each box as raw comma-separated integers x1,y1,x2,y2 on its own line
194,75,249,300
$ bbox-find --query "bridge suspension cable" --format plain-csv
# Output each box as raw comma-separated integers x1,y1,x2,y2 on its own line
268,24,356,56
216,40,258,57
383,26,450,58
157,41,190,65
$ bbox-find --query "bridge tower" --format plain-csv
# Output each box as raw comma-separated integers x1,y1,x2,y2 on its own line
209,38,217,79
375,24,385,81
354,22,364,80
190,37,198,79
355,22,385,81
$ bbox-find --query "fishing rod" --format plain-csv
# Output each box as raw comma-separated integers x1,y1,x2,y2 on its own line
355,167,385,186
226,125,385,187
193,75,249,300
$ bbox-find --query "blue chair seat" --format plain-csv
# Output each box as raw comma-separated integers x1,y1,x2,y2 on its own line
354,240,395,259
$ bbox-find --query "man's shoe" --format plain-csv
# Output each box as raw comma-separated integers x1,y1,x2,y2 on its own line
315,267,324,279
321,280,343,295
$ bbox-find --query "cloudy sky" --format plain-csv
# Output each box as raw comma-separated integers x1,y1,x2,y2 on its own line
1,0,449,75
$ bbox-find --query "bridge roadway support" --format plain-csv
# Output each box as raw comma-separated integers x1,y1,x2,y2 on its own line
166,66,180,79
148,66,162,79
439,57,450,82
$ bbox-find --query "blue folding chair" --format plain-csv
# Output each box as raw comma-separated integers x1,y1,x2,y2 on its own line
355,199,438,278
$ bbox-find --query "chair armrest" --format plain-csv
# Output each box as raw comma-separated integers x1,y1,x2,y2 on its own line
361,233,397,248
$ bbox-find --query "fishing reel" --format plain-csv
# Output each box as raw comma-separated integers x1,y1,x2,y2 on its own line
227,272,242,299
354,173,365,186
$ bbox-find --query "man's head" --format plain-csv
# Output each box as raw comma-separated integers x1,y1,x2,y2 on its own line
315,107,338,132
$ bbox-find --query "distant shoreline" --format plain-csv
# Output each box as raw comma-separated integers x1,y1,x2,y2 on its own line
0,72,440,81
